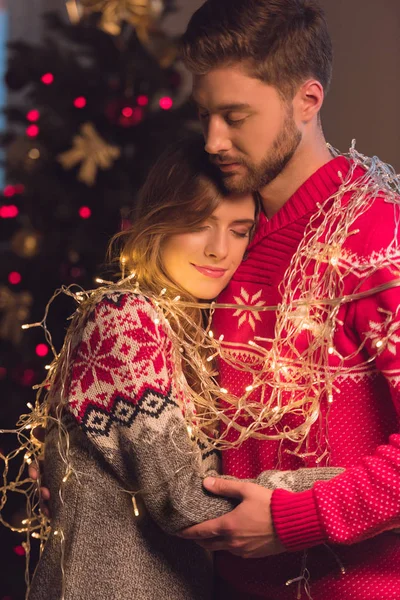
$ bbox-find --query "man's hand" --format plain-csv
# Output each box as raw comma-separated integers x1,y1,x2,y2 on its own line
179,477,285,558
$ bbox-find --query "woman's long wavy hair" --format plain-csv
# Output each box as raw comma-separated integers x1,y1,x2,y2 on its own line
110,135,257,300
109,135,257,391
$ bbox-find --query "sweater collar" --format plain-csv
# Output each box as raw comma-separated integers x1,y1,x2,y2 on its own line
252,155,351,244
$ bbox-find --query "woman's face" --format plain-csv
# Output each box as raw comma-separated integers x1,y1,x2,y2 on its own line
162,194,256,299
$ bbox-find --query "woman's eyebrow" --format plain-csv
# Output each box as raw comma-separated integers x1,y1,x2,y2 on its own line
208,215,255,226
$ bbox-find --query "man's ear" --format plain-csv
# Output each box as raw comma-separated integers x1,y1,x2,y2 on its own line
294,79,324,124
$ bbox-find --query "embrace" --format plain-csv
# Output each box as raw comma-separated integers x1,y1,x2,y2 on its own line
27,1,400,599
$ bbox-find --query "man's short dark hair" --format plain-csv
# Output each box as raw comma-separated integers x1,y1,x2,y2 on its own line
181,0,333,98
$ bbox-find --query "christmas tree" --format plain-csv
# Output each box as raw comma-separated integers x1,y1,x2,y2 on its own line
0,2,197,597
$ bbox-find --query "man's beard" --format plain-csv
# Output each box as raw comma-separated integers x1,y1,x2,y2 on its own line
217,109,302,194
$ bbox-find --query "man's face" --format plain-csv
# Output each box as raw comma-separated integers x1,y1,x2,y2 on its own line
192,64,302,194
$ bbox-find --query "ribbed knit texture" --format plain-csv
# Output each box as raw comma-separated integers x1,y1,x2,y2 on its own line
29,292,343,600
213,157,400,600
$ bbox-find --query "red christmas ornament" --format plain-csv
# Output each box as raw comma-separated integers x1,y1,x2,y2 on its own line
0,205,19,218
137,95,149,107
122,106,133,117
79,206,91,219
26,124,39,138
21,369,36,387
105,99,143,127
159,97,173,110
8,272,22,285
3,185,16,197
26,109,40,122
119,107,143,128
74,96,87,109
36,344,49,357
13,545,26,556
41,73,54,85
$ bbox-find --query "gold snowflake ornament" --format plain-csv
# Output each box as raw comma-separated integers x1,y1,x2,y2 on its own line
57,123,121,187
74,0,165,37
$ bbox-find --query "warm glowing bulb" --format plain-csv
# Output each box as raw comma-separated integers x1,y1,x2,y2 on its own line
132,496,140,517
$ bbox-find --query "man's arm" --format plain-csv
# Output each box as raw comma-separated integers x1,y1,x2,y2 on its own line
179,476,284,558
179,465,344,557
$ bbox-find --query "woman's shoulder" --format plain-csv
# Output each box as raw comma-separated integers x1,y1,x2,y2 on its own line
65,289,169,360
85,290,162,331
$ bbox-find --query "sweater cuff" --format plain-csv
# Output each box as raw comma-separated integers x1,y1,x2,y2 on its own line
271,488,327,551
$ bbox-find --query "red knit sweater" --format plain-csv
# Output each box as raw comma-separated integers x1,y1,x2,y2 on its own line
212,156,400,599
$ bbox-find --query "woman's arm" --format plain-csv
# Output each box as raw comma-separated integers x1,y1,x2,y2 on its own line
65,292,343,535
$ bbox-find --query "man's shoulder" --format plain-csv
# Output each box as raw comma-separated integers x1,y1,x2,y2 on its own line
342,191,400,255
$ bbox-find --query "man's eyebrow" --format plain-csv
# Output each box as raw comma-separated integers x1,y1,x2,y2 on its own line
189,96,252,112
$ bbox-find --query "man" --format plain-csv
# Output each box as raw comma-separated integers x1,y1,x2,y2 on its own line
178,0,400,598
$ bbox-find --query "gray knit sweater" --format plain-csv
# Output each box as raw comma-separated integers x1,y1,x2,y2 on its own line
28,293,343,600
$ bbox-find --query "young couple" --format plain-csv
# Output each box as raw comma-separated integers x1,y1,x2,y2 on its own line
29,1,400,599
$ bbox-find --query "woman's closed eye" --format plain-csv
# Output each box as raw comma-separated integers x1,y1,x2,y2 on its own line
232,229,251,238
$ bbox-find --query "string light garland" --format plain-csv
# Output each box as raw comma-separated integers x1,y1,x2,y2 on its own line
2,143,400,594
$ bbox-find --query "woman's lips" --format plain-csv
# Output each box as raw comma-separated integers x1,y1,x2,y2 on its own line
192,264,227,278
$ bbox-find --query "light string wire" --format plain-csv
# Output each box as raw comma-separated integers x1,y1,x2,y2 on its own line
1,143,400,596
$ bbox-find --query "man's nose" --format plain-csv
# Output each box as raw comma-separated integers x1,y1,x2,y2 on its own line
204,117,232,155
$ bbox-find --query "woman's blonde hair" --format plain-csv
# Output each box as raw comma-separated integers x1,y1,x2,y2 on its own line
111,135,246,302
110,136,257,391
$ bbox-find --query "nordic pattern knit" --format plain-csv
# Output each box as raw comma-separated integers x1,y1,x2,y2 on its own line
213,156,400,600
28,293,341,600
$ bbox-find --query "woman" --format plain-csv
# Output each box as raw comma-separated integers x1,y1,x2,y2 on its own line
28,137,342,600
